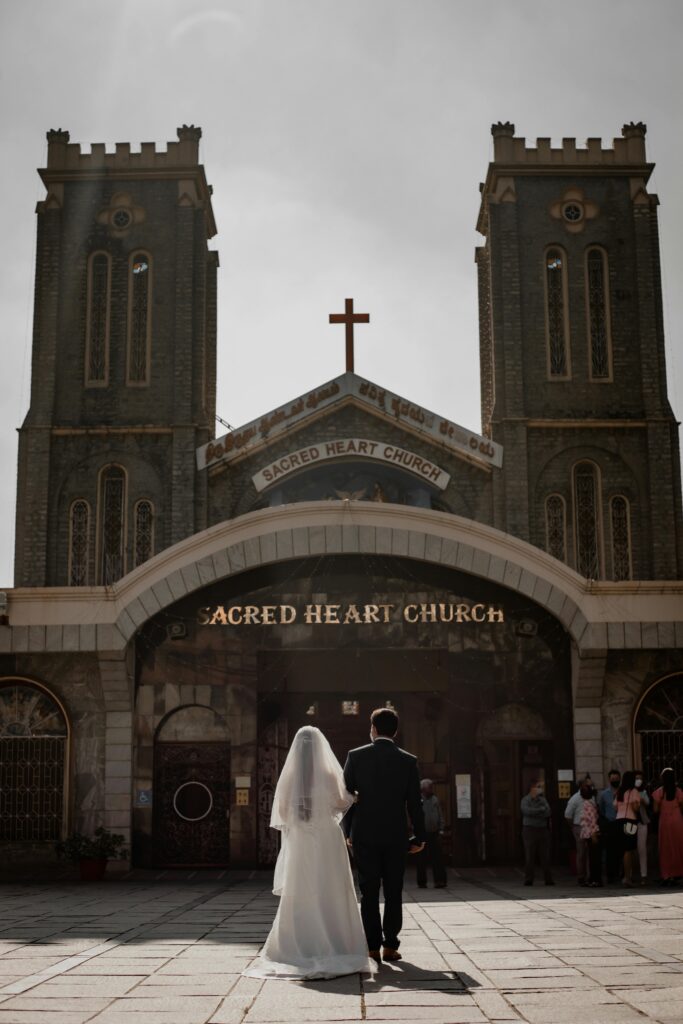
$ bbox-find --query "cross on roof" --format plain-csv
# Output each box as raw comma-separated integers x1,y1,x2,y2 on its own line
329,298,370,372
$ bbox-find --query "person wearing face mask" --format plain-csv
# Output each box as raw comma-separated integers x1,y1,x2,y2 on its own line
634,774,650,885
565,776,600,886
614,770,641,887
521,780,554,886
598,770,622,883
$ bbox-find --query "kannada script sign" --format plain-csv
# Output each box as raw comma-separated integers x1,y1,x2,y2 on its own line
251,438,451,492
196,372,503,472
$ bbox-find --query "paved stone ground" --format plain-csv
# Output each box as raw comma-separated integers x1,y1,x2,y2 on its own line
1,868,683,1023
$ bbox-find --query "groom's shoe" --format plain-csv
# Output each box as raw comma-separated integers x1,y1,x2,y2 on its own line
382,947,402,962
368,949,382,964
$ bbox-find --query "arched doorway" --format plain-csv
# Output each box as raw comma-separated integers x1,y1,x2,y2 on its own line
0,678,69,842
634,673,683,785
153,705,231,867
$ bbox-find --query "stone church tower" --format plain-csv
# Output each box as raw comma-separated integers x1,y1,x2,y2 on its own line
476,122,683,580
14,126,218,587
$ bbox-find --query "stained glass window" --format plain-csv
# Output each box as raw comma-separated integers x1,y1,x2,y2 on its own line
545,494,567,562
99,465,126,585
0,682,67,841
86,252,110,383
128,252,150,384
68,499,90,586
574,462,601,579
134,500,154,567
546,249,569,377
610,495,632,581
587,248,611,379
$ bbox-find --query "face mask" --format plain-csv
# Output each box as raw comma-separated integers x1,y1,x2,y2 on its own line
635,779,643,788
610,779,619,788
580,788,591,798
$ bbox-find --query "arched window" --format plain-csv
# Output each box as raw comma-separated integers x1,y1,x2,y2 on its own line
634,673,683,785
68,499,90,586
545,248,569,378
610,495,632,581
573,461,602,579
586,247,612,380
134,499,154,567
544,494,567,562
0,680,68,841
85,251,111,385
127,252,151,385
98,465,126,585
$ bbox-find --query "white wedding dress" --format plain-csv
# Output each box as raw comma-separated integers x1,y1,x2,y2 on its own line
244,726,374,980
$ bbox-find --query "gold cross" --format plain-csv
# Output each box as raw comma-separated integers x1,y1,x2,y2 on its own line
329,298,370,372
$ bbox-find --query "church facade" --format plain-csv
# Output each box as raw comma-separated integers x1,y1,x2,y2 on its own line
1,123,682,870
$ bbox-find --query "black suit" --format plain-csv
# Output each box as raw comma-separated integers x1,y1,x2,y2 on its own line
343,738,426,951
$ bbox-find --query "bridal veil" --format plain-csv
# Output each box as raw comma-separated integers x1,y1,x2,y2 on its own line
244,726,373,980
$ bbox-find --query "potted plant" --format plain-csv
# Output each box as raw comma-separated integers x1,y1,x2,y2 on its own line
56,827,128,880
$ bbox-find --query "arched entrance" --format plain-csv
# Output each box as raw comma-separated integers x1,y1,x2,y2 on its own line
0,678,69,842
133,550,574,868
634,673,683,785
153,706,231,867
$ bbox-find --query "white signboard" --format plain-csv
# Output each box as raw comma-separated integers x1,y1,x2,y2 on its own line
251,438,451,493
196,372,503,471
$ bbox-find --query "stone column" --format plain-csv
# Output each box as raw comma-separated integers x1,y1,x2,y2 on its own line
572,707,604,787
99,651,134,862
571,646,607,787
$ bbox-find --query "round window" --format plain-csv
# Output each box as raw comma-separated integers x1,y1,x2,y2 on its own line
173,781,213,821
562,202,583,223
112,208,132,229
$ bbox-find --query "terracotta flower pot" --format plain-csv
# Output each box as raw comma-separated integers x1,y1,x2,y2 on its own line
79,857,108,881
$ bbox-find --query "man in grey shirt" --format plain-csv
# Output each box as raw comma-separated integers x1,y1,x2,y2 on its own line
521,780,554,886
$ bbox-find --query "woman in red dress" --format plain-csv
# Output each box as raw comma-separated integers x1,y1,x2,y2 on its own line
652,768,683,885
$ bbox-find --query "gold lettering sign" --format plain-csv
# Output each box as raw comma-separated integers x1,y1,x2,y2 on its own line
197,601,504,626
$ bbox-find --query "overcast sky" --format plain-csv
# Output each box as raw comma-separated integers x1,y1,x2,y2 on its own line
1,0,681,587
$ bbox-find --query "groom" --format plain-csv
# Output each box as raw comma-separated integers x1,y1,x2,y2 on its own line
342,707,426,963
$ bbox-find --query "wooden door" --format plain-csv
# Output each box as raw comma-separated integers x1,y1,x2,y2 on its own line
153,741,230,867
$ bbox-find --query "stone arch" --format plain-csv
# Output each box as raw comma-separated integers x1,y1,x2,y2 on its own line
112,503,592,650
156,704,230,742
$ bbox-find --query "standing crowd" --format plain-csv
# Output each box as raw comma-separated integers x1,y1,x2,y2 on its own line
521,767,683,887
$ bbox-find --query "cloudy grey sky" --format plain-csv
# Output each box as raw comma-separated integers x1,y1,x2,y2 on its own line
1,0,681,587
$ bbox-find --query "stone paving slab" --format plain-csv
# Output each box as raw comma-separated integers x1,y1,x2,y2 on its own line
2,870,683,1022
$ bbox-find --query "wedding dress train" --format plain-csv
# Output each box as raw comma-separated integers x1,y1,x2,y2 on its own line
244,727,374,980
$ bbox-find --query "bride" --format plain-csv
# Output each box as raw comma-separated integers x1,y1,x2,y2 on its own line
244,726,374,980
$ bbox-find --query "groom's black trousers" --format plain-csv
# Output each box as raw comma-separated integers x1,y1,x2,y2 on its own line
353,841,405,950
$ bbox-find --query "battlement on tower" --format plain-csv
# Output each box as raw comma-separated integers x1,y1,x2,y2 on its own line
43,125,204,172
489,121,650,167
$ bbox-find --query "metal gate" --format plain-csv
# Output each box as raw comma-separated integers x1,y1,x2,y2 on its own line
638,732,683,785
153,741,230,867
